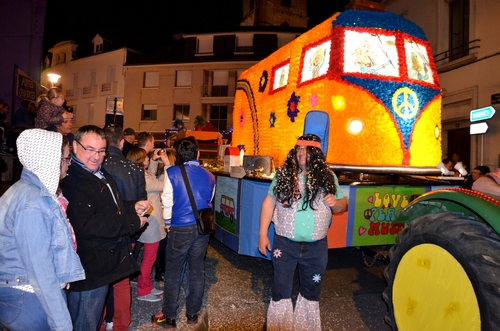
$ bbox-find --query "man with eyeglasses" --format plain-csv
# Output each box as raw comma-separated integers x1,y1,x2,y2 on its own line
60,125,151,331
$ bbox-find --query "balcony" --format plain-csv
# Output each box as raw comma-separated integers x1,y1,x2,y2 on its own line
235,46,254,53
82,84,97,98
434,39,480,73
65,88,79,100
100,82,117,96
201,85,236,98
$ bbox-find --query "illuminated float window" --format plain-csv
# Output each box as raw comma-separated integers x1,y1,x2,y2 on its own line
343,30,399,77
270,60,290,93
299,40,331,83
404,39,435,85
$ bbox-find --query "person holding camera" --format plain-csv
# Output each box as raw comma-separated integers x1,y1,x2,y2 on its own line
126,147,169,302
151,137,215,329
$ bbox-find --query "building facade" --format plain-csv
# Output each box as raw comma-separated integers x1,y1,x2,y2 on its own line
383,0,500,171
41,37,142,129
122,29,302,135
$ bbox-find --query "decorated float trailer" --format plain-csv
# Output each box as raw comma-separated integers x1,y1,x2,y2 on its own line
213,9,500,331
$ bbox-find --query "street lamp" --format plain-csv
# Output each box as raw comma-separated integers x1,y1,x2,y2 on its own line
47,73,61,87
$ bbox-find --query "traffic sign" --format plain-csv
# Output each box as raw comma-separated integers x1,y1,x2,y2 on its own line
470,106,496,122
470,122,488,135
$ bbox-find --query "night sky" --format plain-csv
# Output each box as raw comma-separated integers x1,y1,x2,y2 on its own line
43,0,350,55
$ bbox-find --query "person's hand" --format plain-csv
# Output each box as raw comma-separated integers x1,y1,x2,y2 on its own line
135,200,152,216
323,193,337,209
258,235,271,257
139,216,148,227
152,148,161,161
159,152,170,166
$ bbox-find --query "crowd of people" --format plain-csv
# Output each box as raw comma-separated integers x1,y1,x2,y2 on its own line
0,88,220,331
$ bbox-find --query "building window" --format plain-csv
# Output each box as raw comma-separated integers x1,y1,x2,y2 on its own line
209,105,228,132
197,36,213,54
144,72,159,87
95,43,103,54
142,104,157,121
57,53,66,64
236,34,253,52
174,104,190,121
175,71,192,87
449,0,469,61
281,0,291,8
72,73,79,88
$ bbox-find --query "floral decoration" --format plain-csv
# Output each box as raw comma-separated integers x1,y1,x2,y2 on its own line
258,70,268,93
269,112,277,128
310,93,318,109
287,92,300,122
239,107,245,129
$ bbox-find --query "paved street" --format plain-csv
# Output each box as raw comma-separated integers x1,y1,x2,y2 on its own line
130,238,392,331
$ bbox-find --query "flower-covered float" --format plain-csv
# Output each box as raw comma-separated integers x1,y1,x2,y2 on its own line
233,10,442,172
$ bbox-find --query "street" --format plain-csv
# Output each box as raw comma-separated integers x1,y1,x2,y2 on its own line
130,238,392,331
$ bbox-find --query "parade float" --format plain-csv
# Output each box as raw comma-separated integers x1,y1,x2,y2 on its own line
207,9,500,331
215,9,445,255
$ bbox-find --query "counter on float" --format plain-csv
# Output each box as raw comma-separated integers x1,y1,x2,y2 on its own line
209,169,463,260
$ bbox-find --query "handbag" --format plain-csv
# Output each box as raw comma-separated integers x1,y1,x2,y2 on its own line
179,163,215,236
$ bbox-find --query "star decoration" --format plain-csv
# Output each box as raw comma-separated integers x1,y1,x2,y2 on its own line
312,274,321,283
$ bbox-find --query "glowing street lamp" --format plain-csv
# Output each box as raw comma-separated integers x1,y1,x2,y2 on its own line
47,73,61,87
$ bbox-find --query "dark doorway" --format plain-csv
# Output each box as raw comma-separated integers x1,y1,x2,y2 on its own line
447,127,470,169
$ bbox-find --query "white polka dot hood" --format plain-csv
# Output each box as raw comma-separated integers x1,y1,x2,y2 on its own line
16,128,62,196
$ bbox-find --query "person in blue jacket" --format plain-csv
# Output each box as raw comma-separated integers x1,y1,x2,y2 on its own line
0,129,85,331
152,137,216,329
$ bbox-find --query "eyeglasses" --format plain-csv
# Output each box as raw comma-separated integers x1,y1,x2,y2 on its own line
61,157,72,165
75,140,107,156
63,117,75,123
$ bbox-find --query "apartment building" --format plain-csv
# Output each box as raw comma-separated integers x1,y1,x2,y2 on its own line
383,0,500,171
122,28,302,135
41,36,142,129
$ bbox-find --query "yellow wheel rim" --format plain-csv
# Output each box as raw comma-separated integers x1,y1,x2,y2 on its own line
393,243,480,331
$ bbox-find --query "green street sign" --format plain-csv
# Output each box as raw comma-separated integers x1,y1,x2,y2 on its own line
470,106,496,122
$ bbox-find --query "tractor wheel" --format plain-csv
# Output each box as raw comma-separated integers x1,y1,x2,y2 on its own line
383,212,500,331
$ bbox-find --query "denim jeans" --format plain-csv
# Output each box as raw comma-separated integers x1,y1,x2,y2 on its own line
162,225,209,319
67,285,109,331
0,287,67,331
271,234,328,302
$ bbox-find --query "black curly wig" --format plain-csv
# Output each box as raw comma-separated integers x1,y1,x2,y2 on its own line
273,134,337,210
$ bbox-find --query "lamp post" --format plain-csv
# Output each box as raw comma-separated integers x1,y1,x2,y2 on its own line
47,73,61,88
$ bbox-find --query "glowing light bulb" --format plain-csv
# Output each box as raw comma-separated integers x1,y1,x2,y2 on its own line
347,118,364,135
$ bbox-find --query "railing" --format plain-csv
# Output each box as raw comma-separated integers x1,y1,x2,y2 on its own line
201,85,236,97
208,119,228,132
235,46,254,53
101,83,111,92
82,86,92,95
433,39,480,66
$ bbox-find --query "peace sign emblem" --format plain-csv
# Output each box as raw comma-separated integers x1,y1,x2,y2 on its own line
392,87,419,120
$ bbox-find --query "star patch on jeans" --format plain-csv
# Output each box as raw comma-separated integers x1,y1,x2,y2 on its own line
312,274,321,283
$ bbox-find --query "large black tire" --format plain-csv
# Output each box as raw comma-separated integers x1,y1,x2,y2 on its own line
383,212,500,331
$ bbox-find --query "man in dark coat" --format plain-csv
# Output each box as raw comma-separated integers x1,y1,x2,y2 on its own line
61,125,150,331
